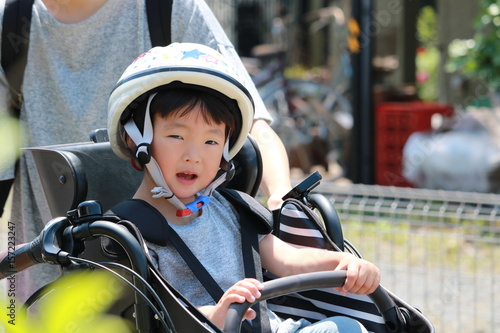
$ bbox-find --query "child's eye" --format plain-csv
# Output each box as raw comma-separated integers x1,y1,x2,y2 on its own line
205,140,218,145
168,135,183,139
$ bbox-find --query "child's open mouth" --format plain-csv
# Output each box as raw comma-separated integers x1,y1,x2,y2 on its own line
177,173,197,181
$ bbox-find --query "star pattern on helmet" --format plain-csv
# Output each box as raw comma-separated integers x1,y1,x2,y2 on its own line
202,54,220,64
182,49,207,60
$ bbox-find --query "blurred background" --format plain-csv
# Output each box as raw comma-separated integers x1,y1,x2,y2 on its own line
1,1,498,332
207,1,500,331
208,0,500,194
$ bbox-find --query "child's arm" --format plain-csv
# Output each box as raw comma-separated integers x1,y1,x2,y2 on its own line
259,234,380,295
197,278,263,328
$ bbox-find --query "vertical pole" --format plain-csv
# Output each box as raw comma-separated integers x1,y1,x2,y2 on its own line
348,0,374,184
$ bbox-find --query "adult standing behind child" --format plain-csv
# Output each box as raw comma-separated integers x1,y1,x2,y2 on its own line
0,0,291,301
106,42,379,333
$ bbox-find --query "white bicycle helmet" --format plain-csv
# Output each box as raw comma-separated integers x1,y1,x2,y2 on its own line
107,43,255,216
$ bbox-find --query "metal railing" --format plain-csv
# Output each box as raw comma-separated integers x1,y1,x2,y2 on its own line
315,182,500,333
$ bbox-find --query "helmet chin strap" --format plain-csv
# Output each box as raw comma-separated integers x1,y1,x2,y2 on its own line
124,93,235,217
148,155,235,217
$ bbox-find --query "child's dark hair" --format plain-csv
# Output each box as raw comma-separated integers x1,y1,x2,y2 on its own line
129,82,242,148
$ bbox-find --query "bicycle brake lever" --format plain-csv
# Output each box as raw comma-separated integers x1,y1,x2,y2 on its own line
282,171,322,201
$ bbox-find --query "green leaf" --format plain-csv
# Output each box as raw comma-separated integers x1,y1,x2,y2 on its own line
0,116,22,173
1,271,131,333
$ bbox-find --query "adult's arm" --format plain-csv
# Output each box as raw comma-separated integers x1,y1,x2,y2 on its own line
250,119,291,209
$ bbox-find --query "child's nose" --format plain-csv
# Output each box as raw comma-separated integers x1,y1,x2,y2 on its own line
183,146,202,163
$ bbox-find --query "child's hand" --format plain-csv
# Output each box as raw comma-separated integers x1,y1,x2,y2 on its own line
334,254,380,296
198,278,264,328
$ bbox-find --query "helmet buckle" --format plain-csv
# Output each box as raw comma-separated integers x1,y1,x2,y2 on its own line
136,143,151,165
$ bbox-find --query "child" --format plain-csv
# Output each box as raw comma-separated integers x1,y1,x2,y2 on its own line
107,43,380,332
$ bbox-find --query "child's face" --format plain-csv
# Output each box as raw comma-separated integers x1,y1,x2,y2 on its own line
150,106,227,203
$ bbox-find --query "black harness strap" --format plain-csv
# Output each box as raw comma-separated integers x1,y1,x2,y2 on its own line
219,189,273,332
239,207,272,333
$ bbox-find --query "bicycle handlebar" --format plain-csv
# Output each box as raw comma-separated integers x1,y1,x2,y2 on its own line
0,216,69,279
223,271,410,333
0,201,155,332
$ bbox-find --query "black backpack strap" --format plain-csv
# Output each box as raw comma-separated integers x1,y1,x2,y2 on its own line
2,0,34,113
0,178,13,218
0,0,34,217
146,0,172,47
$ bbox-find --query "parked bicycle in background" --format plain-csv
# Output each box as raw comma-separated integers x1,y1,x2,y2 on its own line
244,0,354,179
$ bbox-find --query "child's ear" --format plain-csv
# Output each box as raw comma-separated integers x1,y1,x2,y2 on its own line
126,134,137,153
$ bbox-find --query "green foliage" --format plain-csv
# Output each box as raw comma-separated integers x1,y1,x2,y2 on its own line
416,6,439,101
416,46,440,101
0,271,132,333
416,6,439,47
446,0,500,90
0,115,22,173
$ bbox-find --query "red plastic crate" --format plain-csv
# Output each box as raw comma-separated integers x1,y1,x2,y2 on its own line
375,101,453,187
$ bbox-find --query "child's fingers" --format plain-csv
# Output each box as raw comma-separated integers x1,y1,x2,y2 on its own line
237,278,264,290
357,273,379,294
223,279,264,304
243,308,257,321
235,279,263,300
355,263,380,294
340,260,380,295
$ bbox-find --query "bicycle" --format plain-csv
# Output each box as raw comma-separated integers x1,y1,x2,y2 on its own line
247,1,354,177
0,162,431,332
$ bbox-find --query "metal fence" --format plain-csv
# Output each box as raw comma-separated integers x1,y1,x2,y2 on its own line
315,182,500,333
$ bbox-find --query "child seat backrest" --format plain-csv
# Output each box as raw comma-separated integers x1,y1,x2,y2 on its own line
267,199,389,332
25,131,262,218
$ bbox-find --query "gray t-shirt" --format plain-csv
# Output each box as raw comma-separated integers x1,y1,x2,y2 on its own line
147,191,311,333
147,191,245,307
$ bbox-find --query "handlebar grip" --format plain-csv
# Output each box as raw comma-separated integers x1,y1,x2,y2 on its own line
28,233,44,264
0,243,39,279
